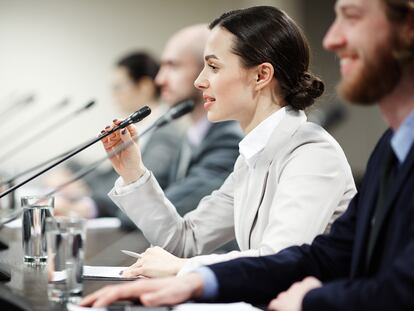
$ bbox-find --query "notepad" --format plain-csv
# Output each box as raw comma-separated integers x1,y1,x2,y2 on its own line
83,265,139,280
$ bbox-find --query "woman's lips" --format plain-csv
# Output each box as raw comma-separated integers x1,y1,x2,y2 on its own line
203,95,216,109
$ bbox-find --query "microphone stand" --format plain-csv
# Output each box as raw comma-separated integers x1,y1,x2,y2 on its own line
0,97,70,145
0,94,35,122
0,106,151,199
0,100,96,165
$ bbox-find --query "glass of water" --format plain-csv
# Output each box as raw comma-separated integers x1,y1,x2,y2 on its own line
46,216,86,303
21,195,54,265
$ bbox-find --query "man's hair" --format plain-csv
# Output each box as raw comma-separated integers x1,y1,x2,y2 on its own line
383,0,414,64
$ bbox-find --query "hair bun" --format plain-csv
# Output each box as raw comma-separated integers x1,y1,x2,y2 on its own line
286,72,325,110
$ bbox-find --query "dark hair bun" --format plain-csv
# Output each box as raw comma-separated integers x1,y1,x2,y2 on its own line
286,72,325,110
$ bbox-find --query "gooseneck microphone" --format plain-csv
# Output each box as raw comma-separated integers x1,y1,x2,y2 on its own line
0,93,36,123
0,97,71,145
0,105,151,199
0,100,96,165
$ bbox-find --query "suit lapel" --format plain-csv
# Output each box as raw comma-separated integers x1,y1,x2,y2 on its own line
238,109,307,249
350,158,383,276
362,141,414,272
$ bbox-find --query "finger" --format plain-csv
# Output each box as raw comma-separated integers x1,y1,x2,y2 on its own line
92,286,131,307
127,124,139,138
141,286,184,306
80,286,114,306
112,118,122,126
94,279,169,307
267,298,283,311
122,266,144,278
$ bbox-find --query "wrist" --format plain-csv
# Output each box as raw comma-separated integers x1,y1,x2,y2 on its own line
172,258,188,275
187,273,205,299
123,167,146,184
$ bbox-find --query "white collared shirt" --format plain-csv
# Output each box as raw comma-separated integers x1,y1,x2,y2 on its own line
187,115,211,147
239,107,287,168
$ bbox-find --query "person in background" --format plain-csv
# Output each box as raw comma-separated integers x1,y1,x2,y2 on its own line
81,0,414,310
87,6,355,282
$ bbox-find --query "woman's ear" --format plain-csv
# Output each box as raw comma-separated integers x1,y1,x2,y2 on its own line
254,62,274,91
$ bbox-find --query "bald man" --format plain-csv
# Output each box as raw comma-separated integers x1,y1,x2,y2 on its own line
149,24,243,216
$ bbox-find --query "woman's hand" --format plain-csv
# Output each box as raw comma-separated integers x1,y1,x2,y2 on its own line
121,246,188,278
80,273,204,307
100,119,146,184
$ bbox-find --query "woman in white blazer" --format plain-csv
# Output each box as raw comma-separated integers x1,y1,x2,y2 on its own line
100,6,357,278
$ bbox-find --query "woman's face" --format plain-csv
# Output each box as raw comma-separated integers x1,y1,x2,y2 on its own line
194,27,258,128
111,67,149,113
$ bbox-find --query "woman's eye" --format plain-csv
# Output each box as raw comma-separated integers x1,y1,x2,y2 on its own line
208,64,218,71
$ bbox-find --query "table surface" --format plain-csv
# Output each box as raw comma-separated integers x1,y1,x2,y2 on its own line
0,224,150,310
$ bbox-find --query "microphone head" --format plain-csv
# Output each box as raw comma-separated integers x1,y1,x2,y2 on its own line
20,93,36,106
57,97,71,109
170,100,195,120
154,100,194,128
84,100,96,110
127,106,152,125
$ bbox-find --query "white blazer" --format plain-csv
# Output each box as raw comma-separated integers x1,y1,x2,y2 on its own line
109,108,356,270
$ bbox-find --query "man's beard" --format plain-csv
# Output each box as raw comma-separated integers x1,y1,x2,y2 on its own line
338,41,402,105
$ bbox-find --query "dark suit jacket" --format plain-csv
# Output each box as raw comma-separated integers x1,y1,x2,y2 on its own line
207,129,414,310
90,120,242,230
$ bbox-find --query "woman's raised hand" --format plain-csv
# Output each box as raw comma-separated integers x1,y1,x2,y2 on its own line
100,119,146,184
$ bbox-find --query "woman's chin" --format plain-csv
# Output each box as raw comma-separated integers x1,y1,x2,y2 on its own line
207,111,224,123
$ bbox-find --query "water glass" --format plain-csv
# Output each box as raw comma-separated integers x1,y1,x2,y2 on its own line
21,195,54,264
46,216,86,303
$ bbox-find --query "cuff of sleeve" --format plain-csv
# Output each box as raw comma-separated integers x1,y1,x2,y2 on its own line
114,169,150,195
195,266,219,301
302,286,324,311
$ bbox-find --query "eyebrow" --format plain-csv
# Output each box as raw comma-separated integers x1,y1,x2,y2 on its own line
335,3,363,14
205,54,219,61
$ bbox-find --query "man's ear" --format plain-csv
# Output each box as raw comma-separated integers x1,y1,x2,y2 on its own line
254,62,275,91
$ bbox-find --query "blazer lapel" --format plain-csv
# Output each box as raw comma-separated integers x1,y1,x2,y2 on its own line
363,142,414,271
238,109,307,250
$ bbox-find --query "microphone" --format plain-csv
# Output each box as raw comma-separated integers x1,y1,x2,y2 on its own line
118,105,151,129
0,97,70,144
0,100,96,165
154,100,194,127
0,93,36,122
0,105,151,199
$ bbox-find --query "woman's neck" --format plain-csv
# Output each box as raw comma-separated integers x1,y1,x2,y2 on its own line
242,92,283,134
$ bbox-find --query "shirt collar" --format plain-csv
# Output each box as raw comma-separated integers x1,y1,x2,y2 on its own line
391,109,414,164
187,115,211,147
239,106,287,168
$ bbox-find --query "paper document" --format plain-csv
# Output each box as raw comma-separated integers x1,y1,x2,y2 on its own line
83,265,139,280
67,302,261,311
174,303,262,310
